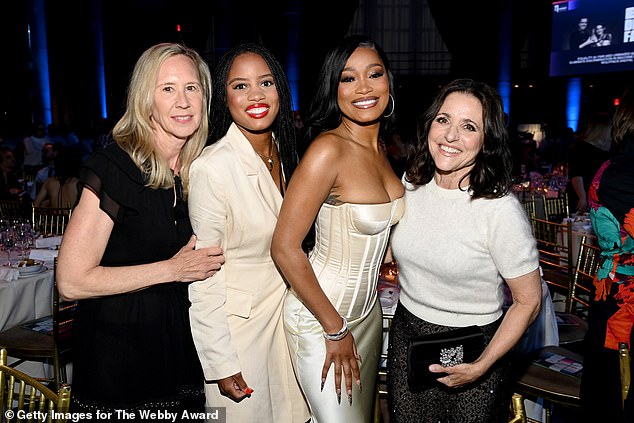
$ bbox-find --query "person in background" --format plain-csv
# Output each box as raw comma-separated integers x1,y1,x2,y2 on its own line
56,43,225,416
271,35,404,422
18,123,50,176
580,85,634,423
385,129,412,177
33,146,81,208
387,79,541,423
187,43,309,422
567,115,612,212
0,147,20,200
569,17,590,50
33,142,58,197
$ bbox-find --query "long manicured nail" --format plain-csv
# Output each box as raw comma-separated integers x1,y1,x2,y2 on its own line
337,389,341,404
320,379,325,392
357,379,362,392
347,390,352,405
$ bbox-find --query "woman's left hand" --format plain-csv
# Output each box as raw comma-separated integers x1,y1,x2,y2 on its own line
429,361,487,388
322,332,362,404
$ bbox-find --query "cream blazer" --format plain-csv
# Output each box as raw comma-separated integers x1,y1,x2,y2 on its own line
188,123,308,422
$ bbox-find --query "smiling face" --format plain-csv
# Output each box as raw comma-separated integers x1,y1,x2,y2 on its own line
578,18,588,30
226,52,279,135
337,47,390,125
428,91,485,189
150,54,203,144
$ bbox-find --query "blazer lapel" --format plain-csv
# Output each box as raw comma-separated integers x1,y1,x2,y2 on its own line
227,123,282,217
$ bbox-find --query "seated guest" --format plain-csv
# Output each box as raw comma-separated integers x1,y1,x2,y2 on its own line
33,147,82,208
0,147,21,200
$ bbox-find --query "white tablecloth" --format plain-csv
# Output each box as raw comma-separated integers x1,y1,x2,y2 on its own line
0,269,54,332
0,266,65,380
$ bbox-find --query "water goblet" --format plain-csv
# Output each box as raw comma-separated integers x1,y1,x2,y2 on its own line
1,229,17,265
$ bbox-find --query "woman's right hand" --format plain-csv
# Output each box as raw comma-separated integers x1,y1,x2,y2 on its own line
322,332,362,405
171,235,225,282
217,372,252,402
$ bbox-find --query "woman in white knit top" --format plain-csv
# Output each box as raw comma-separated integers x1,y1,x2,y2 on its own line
387,79,542,423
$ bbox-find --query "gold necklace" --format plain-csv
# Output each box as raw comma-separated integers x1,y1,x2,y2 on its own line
255,139,274,172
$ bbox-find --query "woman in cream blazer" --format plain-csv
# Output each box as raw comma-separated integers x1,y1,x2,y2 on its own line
187,43,309,422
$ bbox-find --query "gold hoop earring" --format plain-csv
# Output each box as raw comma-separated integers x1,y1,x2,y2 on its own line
383,94,395,118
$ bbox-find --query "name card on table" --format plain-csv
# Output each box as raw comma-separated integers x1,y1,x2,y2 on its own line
35,235,63,249
28,249,58,267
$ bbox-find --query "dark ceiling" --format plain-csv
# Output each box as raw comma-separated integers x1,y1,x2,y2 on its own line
0,0,630,136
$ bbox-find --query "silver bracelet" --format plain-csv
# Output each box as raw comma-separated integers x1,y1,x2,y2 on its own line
323,316,349,341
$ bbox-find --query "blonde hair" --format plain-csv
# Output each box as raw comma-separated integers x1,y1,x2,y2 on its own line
112,43,212,198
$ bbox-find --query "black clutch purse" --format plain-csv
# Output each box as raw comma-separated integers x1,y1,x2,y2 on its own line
407,325,485,391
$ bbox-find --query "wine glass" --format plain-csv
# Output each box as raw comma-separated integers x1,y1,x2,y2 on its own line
1,229,16,265
16,222,34,260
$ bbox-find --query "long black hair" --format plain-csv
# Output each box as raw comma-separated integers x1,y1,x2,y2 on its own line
406,78,512,199
209,42,298,184
303,35,397,146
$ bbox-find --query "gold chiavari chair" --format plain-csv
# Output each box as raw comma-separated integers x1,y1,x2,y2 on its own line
529,217,574,309
0,348,72,423
508,393,528,423
542,193,570,222
522,197,538,219
514,345,583,423
31,207,72,236
551,235,601,346
620,342,631,410
566,236,601,318
0,199,29,220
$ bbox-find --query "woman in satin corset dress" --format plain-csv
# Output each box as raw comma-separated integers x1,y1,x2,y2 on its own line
271,35,404,423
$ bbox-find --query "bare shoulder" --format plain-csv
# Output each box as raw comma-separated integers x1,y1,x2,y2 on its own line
304,132,345,160
297,133,347,176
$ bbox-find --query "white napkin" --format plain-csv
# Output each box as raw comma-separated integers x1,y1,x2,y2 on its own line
0,267,19,281
35,235,63,249
29,249,58,267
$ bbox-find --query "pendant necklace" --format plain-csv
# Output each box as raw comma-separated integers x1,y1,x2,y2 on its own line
256,138,274,172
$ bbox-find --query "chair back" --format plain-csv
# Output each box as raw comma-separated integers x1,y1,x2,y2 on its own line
522,197,537,219
542,193,570,222
52,257,76,388
0,200,29,220
530,217,574,307
32,207,72,236
0,348,71,422
566,236,601,316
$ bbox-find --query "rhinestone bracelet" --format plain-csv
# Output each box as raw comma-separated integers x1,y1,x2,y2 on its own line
323,316,349,341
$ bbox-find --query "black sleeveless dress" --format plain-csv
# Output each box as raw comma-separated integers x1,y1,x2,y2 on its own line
70,144,204,417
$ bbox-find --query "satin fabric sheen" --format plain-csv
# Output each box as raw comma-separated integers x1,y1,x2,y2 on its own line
285,198,404,422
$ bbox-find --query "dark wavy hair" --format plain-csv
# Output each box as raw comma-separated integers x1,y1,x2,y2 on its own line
303,35,397,146
406,78,512,199
611,84,634,155
208,42,298,184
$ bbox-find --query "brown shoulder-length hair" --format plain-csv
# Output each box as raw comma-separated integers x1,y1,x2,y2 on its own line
405,78,512,199
112,43,212,199
611,84,634,154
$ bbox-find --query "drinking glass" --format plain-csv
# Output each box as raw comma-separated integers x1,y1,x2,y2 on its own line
1,229,16,265
16,222,34,260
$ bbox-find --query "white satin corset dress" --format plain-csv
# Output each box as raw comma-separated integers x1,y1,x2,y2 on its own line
284,197,404,423
309,197,405,319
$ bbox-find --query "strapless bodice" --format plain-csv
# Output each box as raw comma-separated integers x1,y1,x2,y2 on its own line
309,197,404,319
